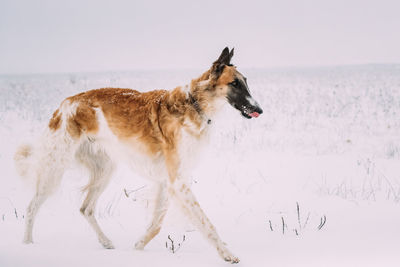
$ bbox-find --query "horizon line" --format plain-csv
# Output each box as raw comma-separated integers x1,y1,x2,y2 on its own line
0,62,399,76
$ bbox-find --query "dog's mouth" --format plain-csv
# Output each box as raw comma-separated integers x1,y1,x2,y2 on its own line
237,105,263,119
228,92,263,120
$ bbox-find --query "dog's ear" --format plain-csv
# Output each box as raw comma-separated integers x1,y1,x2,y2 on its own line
214,47,234,65
211,47,234,79
228,47,234,63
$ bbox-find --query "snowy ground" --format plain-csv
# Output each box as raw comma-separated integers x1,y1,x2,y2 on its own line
1,65,400,266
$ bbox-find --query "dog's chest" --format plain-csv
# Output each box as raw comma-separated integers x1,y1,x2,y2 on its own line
178,120,211,175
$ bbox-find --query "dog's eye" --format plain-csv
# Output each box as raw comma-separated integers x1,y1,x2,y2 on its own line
230,80,238,87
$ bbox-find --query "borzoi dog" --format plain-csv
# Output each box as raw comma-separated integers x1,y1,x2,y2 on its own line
14,47,263,263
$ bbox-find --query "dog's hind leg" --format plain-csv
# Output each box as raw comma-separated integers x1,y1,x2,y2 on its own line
24,168,65,244
23,136,73,244
134,181,169,250
76,141,115,249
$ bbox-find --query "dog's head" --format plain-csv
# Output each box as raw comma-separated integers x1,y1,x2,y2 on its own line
207,47,263,119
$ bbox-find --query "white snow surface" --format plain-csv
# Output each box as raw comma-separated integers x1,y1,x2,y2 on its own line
1,66,400,266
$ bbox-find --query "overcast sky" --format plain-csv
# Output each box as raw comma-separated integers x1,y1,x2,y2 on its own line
0,0,399,74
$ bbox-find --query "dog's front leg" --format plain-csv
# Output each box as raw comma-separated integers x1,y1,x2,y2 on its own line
164,150,239,264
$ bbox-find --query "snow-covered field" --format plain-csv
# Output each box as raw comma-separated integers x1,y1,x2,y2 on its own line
1,65,400,266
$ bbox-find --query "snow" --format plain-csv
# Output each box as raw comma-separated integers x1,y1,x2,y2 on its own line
1,65,400,266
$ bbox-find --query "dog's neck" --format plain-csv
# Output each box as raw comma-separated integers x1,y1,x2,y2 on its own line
165,69,216,133
187,69,215,123
188,92,202,115
187,91,212,125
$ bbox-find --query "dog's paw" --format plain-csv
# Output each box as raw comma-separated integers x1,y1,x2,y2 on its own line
23,238,33,244
224,254,240,264
134,240,145,250
218,247,240,264
99,237,114,249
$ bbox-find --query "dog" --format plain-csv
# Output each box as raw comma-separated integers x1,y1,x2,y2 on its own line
14,47,263,263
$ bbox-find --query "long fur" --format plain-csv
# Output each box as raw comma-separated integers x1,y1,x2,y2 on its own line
15,48,263,264
14,143,33,178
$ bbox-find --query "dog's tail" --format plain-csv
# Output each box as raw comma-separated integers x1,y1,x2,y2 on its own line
14,143,34,179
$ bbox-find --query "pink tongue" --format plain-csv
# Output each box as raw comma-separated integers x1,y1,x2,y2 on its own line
249,112,260,118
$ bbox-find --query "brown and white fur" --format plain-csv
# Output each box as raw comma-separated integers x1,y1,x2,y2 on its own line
14,47,263,263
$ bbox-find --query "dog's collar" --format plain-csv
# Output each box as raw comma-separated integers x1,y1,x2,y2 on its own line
188,92,201,114
188,93,212,125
